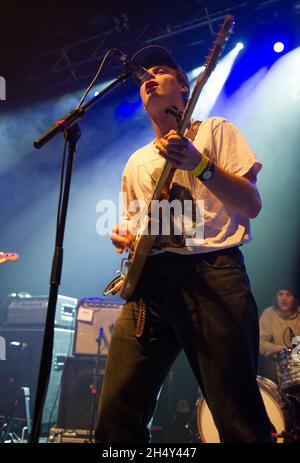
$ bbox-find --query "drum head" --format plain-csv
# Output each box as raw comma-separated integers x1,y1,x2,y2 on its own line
197,376,286,443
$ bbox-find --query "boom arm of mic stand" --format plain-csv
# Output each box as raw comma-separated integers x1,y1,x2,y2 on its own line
33,70,132,149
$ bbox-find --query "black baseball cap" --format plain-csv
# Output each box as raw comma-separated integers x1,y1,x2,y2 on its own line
131,45,189,89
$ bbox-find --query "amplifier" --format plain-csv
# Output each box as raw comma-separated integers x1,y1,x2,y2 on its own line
56,356,106,430
0,326,74,434
3,294,78,328
73,298,123,356
42,328,75,433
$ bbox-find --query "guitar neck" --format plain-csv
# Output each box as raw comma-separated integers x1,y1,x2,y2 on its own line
0,252,20,263
147,14,235,209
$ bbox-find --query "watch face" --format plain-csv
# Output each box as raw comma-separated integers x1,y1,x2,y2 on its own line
202,169,213,180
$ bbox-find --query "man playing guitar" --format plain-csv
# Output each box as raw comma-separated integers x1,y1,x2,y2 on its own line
95,43,272,443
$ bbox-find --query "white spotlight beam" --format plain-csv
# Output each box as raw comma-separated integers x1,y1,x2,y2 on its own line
187,44,243,120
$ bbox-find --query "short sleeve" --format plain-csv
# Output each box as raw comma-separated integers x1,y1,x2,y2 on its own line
212,120,262,177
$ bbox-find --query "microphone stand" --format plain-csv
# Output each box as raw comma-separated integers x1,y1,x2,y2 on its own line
30,69,131,443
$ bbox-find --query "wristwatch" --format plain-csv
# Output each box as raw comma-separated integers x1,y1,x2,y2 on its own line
198,161,215,181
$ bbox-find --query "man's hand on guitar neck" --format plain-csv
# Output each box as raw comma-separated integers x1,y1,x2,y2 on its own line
155,129,201,170
110,223,137,254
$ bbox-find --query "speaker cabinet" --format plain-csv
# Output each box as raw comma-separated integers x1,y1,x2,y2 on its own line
0,326,74,434
73,299,122,356
56,356,106,430
42,328,74,432
0,327,44,422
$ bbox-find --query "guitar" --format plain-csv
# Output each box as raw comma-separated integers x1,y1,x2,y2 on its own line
103,15,235,300
0,252,20,264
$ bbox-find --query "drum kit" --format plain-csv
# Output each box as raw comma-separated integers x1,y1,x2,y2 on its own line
195,342,300,443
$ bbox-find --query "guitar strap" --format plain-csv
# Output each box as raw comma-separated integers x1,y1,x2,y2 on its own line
135,120,202,338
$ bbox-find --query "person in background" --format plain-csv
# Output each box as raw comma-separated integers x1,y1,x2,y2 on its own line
259,288,300,384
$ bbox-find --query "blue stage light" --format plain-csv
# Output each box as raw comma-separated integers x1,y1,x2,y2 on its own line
115,100,140,119
236,42,244,51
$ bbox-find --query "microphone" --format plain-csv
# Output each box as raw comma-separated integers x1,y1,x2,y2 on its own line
96,326,104,345
289,328,299,347
113,49,151,84
285,327,299,349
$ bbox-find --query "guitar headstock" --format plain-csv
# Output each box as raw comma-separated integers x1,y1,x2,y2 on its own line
0,252,20,264
199,15,235,83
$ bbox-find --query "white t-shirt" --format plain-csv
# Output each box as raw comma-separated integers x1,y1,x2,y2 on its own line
121,117,262,255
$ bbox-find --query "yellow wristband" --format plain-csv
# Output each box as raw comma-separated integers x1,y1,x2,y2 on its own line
191,154,209,177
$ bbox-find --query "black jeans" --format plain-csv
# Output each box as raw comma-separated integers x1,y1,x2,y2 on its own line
95,247,272,443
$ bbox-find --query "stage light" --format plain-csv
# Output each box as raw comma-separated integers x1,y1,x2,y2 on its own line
189,43,244,119
189,66,205,80
274,42,284,53
115,100,140,119
94,90,100,96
